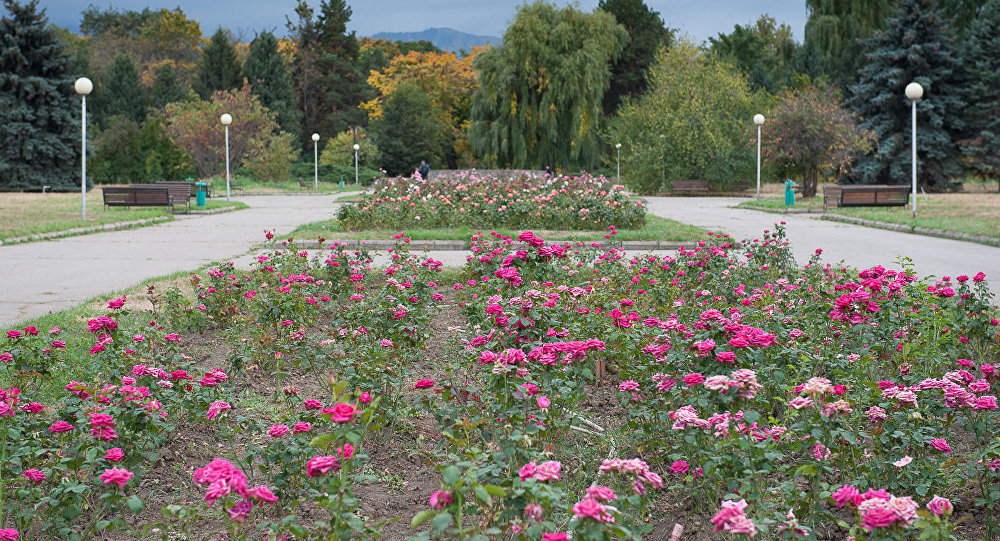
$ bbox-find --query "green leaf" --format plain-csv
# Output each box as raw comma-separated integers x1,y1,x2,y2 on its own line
442,465,461,486
411,509,436,528
431,511,453,533
96,520,112,531
473,485,491,505
310,433,336,449
127,495,144,513
743,410,760,424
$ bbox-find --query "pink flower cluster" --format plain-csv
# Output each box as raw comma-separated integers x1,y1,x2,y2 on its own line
711,499,757,537
519,460,561,482
832,485,930,531
193,459,276,521
598,458,663,495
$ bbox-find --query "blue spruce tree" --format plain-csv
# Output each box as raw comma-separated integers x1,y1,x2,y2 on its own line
847,0,966,190
0,0,79,191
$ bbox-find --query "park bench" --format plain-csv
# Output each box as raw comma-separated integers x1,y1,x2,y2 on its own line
671,179,710,193
153,182,194,210
102,186,173,209
824,185,910,211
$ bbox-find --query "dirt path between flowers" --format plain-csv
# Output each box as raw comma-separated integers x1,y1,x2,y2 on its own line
643,196,1000,297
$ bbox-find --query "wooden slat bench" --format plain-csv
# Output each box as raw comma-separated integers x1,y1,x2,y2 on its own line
824,185,910,210
671,179,710,193
102,186,173,209
154,182,193,210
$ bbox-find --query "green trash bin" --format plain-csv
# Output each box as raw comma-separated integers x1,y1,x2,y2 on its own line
195,182,208,207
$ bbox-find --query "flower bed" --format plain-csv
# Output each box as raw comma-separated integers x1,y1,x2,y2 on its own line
0,227,997,540
336,171,645,231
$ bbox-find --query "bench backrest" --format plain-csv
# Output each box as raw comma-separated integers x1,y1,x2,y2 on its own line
103,186,172,206
839,185,909,206
153,182,192,203
672,179,710,191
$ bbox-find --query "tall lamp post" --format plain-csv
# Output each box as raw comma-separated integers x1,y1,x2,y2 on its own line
311,133,320,191
353,143,360,185
615,143,621,183
659,134,665,190
74,77,93,220
905,82,923,219
753,114,765,199
220,113,232,201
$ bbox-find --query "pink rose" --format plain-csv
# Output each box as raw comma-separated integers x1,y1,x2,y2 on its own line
306,455,341,477
541,534,568,541
536,395,550,409
105,448,125,462
927,495,953,517
22,469,45,483
99,466,134,488
326,403,356,423
414,379,435,389
429,490,451,509
268,425,289,437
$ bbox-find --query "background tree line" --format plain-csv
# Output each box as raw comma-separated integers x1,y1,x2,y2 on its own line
2,0,999,194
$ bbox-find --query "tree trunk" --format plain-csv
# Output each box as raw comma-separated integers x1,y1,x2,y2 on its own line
803,167,819,198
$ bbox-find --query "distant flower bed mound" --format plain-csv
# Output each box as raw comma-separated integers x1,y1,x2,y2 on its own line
336,171,645,231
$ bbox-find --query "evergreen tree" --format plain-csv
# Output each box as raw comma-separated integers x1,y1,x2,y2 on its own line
95,54,147,126
847,0,965,190
962,0,1000,190
194,28,242,99
0,0,78,191
469,2,627,170
287,0,365,148
244,31,301,134
597,0,671,115
804,0,893,88
372,82,443,176
149,63,186,109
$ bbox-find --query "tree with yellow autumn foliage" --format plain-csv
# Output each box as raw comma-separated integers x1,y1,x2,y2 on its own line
362,49,479,168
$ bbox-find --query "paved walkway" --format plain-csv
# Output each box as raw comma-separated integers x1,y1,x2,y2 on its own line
0,195,338,327
644,197,1000,296
2,195,997,328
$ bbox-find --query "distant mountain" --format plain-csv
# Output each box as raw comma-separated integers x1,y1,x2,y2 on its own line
369,27,500,53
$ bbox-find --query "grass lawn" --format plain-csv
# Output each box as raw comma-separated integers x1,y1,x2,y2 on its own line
738,190,1000,241
0,190,245,242
289,214,712,243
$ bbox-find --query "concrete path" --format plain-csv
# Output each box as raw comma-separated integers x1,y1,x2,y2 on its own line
644,197,1000,296
2,194,997,328
0,195,339,327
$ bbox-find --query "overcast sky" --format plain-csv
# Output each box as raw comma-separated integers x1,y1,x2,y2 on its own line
37,1,809,44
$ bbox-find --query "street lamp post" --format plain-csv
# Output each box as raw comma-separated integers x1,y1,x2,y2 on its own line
659,134,665,191
220,113,232,201
311,133,320,191
615,143,621,183
905,82,923,219
753,114,765,199
353,143,360,185
74,77,93,220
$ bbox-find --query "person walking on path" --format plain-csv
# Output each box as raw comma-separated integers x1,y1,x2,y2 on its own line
418,161,430,179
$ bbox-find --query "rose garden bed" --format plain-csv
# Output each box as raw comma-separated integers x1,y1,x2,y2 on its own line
0,224,997,540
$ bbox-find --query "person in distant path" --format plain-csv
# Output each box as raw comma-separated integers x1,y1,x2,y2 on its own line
544,164,554,177
418,161,430,179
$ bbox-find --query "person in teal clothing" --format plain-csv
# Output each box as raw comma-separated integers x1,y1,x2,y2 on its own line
418,161,430,179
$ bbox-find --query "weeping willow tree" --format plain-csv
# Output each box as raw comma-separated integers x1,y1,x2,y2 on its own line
468,1,626,171
804,0,892,89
